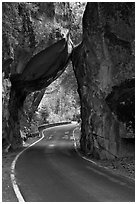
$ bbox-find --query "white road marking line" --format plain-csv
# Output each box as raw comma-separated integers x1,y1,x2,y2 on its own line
48,135,53,139
11,155,25,202
65,131,69,134
72,127,135,183
10,123,74,202
49,144,55,147
10,134,45,202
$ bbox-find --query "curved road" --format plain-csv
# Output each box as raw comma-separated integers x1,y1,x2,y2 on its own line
15,123,135,202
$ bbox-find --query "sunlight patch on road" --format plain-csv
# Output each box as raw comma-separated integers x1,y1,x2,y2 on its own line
65,131,69,134
62,135,69,140
48,144,55,147
70,136,74,140
48,135,53,140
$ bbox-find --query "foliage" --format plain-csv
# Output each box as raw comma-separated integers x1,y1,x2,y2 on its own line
38,79,80,124
2,2,85,141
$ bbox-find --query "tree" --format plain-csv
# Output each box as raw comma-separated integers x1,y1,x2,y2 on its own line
2,2,75,149
39,81,80,123
3,2,134,159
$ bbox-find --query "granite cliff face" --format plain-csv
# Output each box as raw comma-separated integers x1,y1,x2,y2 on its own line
3,3,134,156
72,3,135,159
4,35,73,150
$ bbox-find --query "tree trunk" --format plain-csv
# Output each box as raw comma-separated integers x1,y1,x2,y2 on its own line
72,3,134,159
6,31,73,150
28,89,45,122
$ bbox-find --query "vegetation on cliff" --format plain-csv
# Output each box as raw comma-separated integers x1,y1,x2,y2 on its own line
2,3,134,159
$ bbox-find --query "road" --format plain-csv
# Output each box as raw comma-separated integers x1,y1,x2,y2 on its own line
15,123,135,202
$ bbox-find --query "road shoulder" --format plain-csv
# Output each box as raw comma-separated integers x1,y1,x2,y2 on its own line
2,136,42,202
73,127,135,181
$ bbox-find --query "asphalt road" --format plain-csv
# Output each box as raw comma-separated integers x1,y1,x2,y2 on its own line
15,123,135,202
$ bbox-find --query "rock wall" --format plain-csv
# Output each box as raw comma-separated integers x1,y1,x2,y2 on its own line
72,3,135,159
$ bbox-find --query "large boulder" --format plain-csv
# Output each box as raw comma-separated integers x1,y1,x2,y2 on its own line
72,3,135,159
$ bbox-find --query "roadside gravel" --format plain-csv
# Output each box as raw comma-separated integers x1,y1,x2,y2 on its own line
73,127,135,181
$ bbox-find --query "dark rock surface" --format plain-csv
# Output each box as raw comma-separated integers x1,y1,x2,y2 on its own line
72,3,134,159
